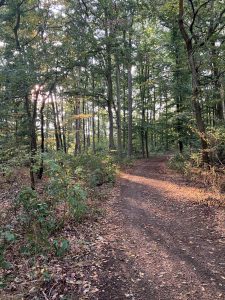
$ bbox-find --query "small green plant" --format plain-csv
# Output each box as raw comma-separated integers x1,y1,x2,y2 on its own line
0,230,16,269
168,153,187,172
53,239,70,257
190,152,202,167
43,153,88,221
0,165,14,183
67,185,87,220
16,187,56,254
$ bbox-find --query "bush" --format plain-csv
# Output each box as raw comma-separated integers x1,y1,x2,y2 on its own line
1,151,117,258
0,165,14,183
168,153,187,172
0,229,16,269
43,152,88,221
72,153,117,187
67,185,87,220
16,187,56,254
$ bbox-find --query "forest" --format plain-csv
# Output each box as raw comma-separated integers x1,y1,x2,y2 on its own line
0,0,225,299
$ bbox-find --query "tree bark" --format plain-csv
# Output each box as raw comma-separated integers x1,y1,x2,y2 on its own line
104,6,115,150
127,29,133,157
178,0,209,164
38,96,46,179
25,91,38,190
74,98,81,155
115,61,122,157
51,94,60,151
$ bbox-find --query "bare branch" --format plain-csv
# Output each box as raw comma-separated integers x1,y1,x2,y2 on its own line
188,0,195,15
178,0,190,45
189,0,212,35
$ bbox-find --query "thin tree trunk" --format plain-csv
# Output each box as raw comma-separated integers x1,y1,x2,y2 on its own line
127,29,133,157
97,100,100,144
116,61,122,157
104,10,115,150
51,94,60,151
140,63,146,158
92,80,96,153
55,99,63,149
145,109,149,158
123,79,126,151
74,99,81,155
61,98,67,153
38,96,46,179
83,100,86,151
25,91,38,190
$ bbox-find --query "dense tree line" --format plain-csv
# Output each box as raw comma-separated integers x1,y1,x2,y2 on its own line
0,0,224,187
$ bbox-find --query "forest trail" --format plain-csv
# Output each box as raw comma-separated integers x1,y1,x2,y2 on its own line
95,157,225,300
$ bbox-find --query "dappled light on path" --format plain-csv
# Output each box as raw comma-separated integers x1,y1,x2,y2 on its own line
120,171,221,204
97,158,225,300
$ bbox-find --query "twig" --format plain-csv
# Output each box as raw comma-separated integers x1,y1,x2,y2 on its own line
42,290,49,300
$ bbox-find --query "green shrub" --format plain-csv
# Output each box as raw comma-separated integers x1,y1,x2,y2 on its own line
190,152,202,167
43,152,88,222
71,153,117,187
1,166,14,182
67,185,87,220
53,239,70,257
168,153,187,172
2,151,117,258
0,230,16,269
16,187,56,254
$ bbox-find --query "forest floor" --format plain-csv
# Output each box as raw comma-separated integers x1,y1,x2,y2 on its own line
1,156,225,299
94,156,225,300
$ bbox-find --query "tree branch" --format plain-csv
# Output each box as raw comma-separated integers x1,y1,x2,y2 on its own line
178,0,190,45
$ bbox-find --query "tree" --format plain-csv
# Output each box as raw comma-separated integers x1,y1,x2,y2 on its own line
178,0,225,163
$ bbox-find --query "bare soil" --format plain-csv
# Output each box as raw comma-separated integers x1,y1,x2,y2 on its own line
95,156,225,300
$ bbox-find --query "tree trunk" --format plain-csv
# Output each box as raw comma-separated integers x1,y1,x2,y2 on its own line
127,30,133,157
104,7,115,150
55,99,63,149
61,98,67,153
97,100,100,144
74,99,81,155
51,94,60,151
178,0,209,164
116,61,122,157
38,96,46,179
25,92,38,190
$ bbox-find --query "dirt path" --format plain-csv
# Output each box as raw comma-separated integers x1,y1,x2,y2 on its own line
95,157,225,300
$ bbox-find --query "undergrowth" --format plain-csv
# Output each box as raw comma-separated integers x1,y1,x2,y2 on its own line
168,151,225,196
0,151,118,272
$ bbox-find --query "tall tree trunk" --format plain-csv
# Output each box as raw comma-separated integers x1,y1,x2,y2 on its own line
140,63,147,158
104,6,115,150
61,98,67,153
51,94,60,151
25,91,38,190
116,61,122,157
83,100,86,151
92,80,96,153
86,106,91,148
127,30,133,157
38,96,46,179
97,100,100,144
211,42,224,122
145,109,149,158
123,77,126,151
179,0,209,164
55,99,63,149
74,99,81,155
